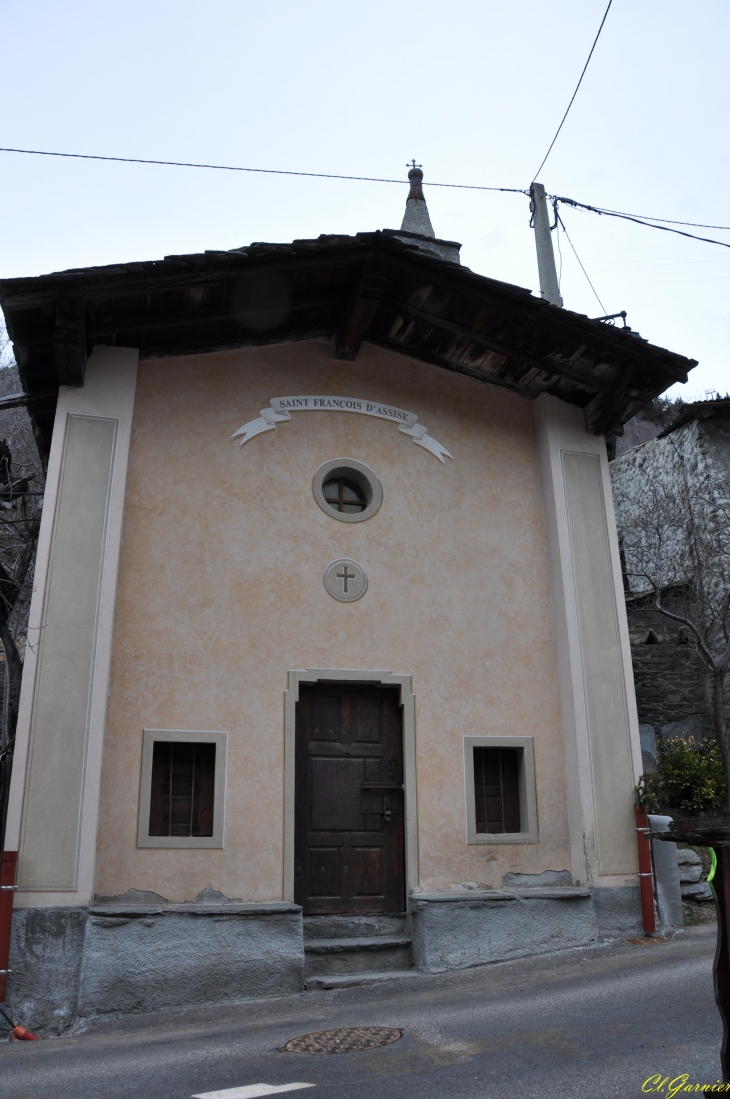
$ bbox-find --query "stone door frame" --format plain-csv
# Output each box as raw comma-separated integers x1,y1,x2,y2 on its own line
283,669,418,904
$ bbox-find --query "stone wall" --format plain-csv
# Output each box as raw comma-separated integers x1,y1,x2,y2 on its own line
627,602,713,741
614,412,662,458
410,886,643,973
8,901,305,1034
611,409,729,757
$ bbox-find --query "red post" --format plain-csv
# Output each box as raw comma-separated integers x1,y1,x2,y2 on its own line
0,851,18,1003
635,807,656,934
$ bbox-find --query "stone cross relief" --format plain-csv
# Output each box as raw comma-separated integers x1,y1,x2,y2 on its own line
323,559,368,602
336,565,356,594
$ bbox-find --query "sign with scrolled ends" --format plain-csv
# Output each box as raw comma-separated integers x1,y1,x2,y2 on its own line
231,396,453,464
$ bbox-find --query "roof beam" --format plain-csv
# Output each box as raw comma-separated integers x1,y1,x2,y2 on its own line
385,253,694,382
0,247,377,310
0,389,58,412
390,302,605,393
335,265,385,361
53,299,86,386
583,366,633,436
85,292,335,339
367,334,537,400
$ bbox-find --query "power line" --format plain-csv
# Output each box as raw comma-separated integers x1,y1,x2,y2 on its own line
0,146,527,195
553,195,730,250
593,207,730,231
556,212,608,314
554,214,564,294
531,0,614,183
2,143,730,251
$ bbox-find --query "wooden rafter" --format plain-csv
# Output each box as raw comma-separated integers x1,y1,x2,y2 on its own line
53,299,86,387
335,264,386,361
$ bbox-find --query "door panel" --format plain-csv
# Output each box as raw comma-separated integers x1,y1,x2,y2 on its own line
310,759,363,831
352,846,384,896
353,696,381,742
294,684,405,914
309,848,339,896
310,696,340,741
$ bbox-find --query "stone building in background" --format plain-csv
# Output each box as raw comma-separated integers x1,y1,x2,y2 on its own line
611,399,730,772
613,408,663,458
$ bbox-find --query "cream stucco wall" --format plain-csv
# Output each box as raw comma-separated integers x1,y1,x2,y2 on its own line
94,338,572,902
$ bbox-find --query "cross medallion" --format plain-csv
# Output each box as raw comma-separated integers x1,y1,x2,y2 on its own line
337,565,356,594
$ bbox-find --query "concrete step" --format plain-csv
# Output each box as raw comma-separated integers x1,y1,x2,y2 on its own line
305,969,418,991
303,913,407,941
304,935,413,976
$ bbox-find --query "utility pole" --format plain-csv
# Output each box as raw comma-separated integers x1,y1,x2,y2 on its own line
530,182,562,308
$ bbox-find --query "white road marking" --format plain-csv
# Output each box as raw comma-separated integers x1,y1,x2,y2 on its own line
192,1084,314,1099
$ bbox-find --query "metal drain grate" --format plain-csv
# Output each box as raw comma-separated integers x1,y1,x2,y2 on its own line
281,1026,403,1054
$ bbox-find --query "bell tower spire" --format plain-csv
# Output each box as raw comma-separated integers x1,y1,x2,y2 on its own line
400,161,435,238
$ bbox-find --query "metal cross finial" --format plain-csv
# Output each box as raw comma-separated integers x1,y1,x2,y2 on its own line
407,160,422,171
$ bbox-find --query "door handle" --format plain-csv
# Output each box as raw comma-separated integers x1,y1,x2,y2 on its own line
384,794,392,822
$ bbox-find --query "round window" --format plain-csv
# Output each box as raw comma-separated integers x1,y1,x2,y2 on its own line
312,459,383,523
322,477,367,514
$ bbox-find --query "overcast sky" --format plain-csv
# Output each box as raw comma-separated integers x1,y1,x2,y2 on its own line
1,0,727,399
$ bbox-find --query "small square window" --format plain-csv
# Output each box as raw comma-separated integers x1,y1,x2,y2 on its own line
473,746,521,834
137,729,227,849
148,741,216,838
464,736,538,844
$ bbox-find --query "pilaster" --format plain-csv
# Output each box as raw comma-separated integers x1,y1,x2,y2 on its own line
6,346,138,907
533,394,641,887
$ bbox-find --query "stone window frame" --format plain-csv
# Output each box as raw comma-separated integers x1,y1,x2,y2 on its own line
137,728,228,849
463,735,538,845
312,458,383,524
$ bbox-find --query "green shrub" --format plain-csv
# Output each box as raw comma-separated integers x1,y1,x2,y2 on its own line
636,736,726,815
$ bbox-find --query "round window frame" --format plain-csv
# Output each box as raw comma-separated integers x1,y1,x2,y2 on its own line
312,458,383,524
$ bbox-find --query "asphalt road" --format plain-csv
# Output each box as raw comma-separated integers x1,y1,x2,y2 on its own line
0,926,722,1099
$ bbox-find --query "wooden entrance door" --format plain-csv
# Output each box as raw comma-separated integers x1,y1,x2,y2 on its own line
294,684,405,915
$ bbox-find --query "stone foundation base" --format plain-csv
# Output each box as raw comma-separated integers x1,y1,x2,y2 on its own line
8,887,643,1032
410,886,643,973
8,902,304,1034
7,908,87,1034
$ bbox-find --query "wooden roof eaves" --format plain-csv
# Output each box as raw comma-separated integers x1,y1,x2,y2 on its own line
365,332,539,400
134,327,337,362
0,231,698,456
83,292,338,340
388,301,604,394
0,242,379,310
0,235,694,382
381,250,695,382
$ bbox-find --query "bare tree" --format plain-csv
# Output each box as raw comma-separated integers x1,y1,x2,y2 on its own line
0,329,44,846
613,446,730,810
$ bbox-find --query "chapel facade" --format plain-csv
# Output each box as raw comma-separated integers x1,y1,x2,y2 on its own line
0,172,696,1029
